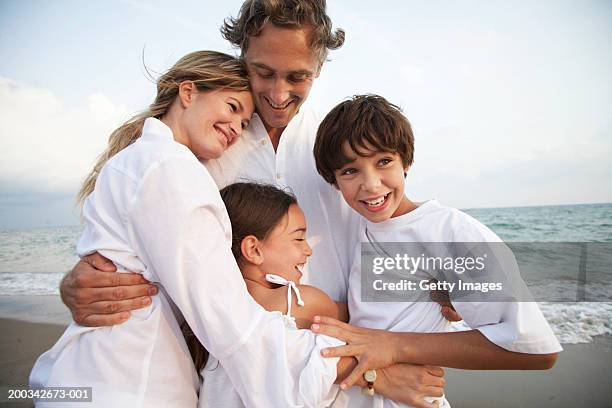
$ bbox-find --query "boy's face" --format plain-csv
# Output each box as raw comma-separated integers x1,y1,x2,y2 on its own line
334,142,413,223
244,23,320,130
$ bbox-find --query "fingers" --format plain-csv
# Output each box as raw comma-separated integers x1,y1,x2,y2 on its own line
77,311,131,327
72,296,153,326
82,252,116,272
425,385,445,398
340,362,367,389
311,322,350,340
82,271,150,288
87,283,157,302
313,315,352,329
425,365,445,377
321,344,354,358
411,398,440,408
441,306,462,322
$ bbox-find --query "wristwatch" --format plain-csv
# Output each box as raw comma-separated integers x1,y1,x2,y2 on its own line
362,369,377,396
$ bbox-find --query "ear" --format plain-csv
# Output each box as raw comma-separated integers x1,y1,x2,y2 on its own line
404,164,411,178
240,235,264,265
178,81,196,109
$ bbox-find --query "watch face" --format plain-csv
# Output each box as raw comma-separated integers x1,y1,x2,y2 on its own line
364,370,377,382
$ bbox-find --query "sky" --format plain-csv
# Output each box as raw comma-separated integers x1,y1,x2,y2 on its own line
0,0,611,229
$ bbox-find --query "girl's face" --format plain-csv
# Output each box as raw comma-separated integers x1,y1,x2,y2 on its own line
259,204,313,283
182,88,254,160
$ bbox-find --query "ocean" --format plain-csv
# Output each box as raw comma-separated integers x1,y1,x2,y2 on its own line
0,203,611,344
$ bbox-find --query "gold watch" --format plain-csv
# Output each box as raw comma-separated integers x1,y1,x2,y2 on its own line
362,369,377,396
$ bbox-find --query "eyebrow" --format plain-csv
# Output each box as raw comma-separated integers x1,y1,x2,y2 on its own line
250,62,314,77
291,227,307,234
229,97,243,112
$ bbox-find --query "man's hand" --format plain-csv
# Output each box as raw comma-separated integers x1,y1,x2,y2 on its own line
376,363,445,408
60,252,158,326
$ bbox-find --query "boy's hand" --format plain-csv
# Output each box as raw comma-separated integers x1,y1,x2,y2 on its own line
312,316,401,389
60,252,158,326
376,363,445,408
429,281,462,322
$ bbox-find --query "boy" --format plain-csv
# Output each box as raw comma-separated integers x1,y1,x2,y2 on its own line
313,94,562,407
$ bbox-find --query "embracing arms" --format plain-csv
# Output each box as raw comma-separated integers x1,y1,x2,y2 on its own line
312,315,559,389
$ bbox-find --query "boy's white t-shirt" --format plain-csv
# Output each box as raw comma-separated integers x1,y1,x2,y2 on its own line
334,199,562,408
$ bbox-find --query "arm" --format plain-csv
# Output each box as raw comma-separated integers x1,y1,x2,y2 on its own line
312,316,558,388
60,253,157,326
336,357,445,408
124,158,347,407
251,284,445,407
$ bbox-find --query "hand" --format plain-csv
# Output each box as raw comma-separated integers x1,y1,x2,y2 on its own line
60,252,158,326
376,363,445,408
311,316,400,389
429,281,462,322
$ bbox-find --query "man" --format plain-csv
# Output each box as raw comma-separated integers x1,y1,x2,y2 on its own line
61,1,447,406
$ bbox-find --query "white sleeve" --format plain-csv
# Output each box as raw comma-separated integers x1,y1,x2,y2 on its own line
451,214,562,354
126,158,340,406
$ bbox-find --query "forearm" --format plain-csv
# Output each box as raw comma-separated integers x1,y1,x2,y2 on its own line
394,330,557,370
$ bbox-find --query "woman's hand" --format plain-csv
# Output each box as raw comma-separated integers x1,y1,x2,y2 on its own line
311,315,402,389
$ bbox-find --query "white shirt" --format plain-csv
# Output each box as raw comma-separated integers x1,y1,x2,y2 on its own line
335,200,562,408
29,118,342,408
205,109,362,301
199,109,358,407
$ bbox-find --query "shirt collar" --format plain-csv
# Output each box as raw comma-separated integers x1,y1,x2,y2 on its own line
141,117,175,142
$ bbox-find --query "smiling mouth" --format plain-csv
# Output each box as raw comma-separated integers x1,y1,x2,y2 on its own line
265,97,294,111
360,193,391,210
214,126,231,145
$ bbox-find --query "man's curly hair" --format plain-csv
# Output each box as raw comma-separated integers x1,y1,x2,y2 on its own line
221,0,345,67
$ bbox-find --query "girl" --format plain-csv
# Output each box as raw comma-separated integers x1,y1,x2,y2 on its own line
183,182,344,408
29,51,342,408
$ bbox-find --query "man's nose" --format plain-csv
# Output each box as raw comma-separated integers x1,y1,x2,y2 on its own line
269,79,291,105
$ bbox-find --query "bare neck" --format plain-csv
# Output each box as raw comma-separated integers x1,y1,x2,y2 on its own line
240,263,275,289
263,122,285,152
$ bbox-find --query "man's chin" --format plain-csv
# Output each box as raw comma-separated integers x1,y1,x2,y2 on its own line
257,106,299,129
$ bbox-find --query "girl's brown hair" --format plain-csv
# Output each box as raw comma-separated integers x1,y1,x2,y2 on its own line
76,50,250,204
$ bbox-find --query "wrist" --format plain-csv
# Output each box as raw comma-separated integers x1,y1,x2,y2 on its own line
395,332,416,363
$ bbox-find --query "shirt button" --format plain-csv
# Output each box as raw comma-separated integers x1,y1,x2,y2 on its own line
260,139,266,145
276,173,281,180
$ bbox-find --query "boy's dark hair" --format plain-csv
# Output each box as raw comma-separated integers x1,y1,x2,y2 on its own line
314,94,415,185
183,182,297,374
221,0,345,67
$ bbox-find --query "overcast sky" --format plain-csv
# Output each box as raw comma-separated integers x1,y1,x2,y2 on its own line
1,0,611,229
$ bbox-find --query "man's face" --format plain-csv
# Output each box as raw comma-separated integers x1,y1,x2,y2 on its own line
244,23,320,130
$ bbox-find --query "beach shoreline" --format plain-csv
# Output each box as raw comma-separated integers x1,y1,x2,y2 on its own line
1,295,611,407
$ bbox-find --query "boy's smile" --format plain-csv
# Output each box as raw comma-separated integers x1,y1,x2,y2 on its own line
334,142,416,223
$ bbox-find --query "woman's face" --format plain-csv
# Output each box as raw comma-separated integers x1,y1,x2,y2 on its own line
259,204,313,284
182,88,254,160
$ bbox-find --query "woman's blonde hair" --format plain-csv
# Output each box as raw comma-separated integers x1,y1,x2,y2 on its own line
77,50,250,204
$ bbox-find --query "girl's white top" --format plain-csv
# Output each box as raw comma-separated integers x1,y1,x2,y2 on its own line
29,118,342,408
199,274,342,408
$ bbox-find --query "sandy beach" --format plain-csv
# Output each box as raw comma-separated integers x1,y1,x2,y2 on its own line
1,295,611,407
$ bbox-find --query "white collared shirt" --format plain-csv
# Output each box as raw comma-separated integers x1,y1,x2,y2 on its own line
30,117,342,407
206,109,361,301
